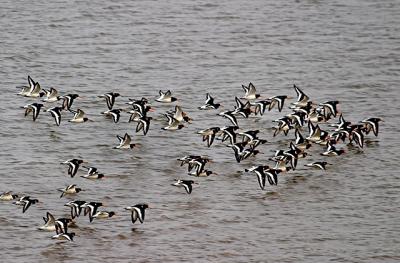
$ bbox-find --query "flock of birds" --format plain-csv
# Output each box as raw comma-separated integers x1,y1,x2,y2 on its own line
1,76,383,242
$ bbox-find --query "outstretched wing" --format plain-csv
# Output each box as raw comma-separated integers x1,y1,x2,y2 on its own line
294,84,309,103
183,182,192,194
131,209,138,224
255,170,266,190
22,201,32,213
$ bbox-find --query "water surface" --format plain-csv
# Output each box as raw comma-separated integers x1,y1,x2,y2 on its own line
1,0,399,262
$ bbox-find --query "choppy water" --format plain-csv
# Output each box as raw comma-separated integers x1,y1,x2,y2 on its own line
1,0,400,262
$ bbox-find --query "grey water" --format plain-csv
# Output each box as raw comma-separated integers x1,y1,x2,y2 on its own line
1,0,399,262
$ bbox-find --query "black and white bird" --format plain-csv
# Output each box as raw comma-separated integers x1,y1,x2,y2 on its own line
60,94,79,110
305,162,331,170
172,179,196,194
98,92,120,110
38,212,56,231
273,160,292,173
287,111,307,128
81,173,105,180
308,108,329,123
57,184,82,198
178,155,203,166
220,126,239,145
264,168,279,186
330,114,351,130
253,99,271,116
127,97,148,106
81,172,104,180
61,94,79,111
246,166,279,189
219,110,239,127
162,114,184,130
13,196,39,213
26,81,42,98
42,214,73,233
249,138,268,149
102,109,122,123
128,110,144,123
93,211,116,219
282,142,305,170
189,170,216,177
125,203,149,224
362,118,383,137
17,75,37,97
55,218,73,234
198,127,221,147
273,116,293,137
199,93,221,110
42,87,60,102
294,130,312,151
84,166,100,175
136,116,152,136
240,145,261,161
330,129,349,143
306,122,328,143
81,166,105,179
238,130,260,143
350,126,365,148
52,232,75,242
115,133,136,149
65,200,86,219
241,82,260,100
269,149,286,162
186,157,211,176
245,165,269,190
22,103,44,121
156,90,177,103
46,106,63,126
178,156,211,177
0,191,19,201
69,109,89,123
128,107,153,123
321,141,345,156
269,95,290,112
291,84,309,107
127,98,152,116
319,101,340,118
169,105,192,123
291,100,314,115
62,159,85,177
82,202,103,222
227,142,248,163
233,97,252,118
